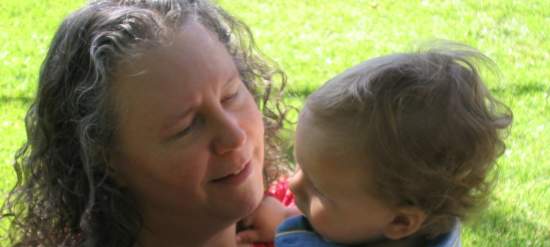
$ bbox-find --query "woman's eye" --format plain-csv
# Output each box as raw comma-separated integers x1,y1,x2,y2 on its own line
222,90,239,103
175,117,200,138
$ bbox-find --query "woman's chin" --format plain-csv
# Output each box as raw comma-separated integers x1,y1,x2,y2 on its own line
236,166,265,216
239,185,264,217
209,163,264,220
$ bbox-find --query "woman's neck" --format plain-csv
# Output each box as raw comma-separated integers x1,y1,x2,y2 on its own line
136,223,238,247
135,206,241,247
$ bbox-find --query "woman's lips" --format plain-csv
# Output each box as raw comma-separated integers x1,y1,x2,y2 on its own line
211,161,252,186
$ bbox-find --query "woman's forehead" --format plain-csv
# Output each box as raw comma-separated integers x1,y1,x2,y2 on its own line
137,22,231,74
113,22,235,95
110,21,238,128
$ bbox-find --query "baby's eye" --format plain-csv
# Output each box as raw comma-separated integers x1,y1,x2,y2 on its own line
306,178,326,198
311,185,325,197
309,183,332,203
312,187,333,205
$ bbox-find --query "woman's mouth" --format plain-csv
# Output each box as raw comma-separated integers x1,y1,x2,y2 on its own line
211,161,252,186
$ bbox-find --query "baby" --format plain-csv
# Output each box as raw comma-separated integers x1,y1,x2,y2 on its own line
238,43,512,247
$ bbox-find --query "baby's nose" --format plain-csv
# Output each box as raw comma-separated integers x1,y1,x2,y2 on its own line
288,168,303,195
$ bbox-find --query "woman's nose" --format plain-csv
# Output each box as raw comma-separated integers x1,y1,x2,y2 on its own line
212,113,246,155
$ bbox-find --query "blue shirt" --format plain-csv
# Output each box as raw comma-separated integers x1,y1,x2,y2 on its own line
274,216,461,247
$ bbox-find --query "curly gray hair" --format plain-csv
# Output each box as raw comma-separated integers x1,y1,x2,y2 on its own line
1,1,288,246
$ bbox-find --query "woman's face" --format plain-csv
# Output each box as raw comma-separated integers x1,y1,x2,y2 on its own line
111,21,265,227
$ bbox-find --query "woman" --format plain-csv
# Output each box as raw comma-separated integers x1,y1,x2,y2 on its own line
1,0,289,246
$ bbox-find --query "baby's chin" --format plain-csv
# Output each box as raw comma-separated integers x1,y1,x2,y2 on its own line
309,221,386,246
292,196,309,218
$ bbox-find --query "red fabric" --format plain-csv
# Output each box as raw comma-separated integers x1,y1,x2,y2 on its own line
265,178,295,207
252,178,295,247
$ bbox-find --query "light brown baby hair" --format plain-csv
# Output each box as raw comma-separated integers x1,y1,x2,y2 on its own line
305,42,512,237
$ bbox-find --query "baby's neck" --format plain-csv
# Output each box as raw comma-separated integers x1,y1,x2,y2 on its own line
362,233,426,247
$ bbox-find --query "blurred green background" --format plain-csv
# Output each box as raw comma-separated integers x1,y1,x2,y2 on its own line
1,0,549,246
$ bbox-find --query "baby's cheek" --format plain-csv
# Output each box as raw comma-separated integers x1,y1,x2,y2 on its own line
307,199,337,238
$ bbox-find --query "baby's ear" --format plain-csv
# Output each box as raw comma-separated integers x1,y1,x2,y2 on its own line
382,207,426,240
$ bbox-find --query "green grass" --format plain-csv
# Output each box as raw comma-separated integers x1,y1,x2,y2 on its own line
1,0,549,246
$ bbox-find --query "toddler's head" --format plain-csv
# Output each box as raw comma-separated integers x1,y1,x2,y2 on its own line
289,43,512,245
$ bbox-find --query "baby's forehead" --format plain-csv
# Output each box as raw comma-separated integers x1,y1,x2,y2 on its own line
306,147,375,195
299,105,364,142
298,111,368,162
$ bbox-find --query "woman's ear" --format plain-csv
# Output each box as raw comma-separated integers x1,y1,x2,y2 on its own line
383,207,426,240
106,164,128,187
106,155,129,187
